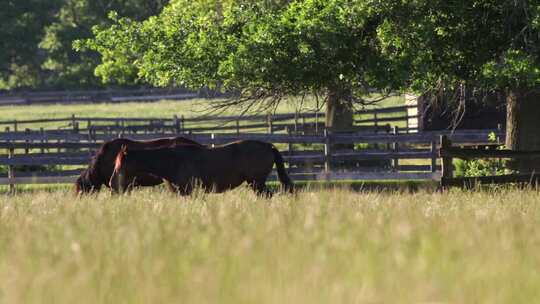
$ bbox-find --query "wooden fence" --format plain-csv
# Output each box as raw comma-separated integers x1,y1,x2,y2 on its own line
0,105,417,139
0,129,503,188
439,135,540,188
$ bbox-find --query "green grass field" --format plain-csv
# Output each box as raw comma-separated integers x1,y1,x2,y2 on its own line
0,94,405,128
1,186,539,303
1,96,537,303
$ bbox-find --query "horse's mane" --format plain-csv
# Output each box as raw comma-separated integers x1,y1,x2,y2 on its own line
84,140,111,182
113,145,127,172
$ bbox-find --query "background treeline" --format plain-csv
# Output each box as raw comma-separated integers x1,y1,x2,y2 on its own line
1,0,168,91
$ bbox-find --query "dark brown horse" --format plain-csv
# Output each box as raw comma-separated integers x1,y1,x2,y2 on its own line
75,137,203,194
109,140,294,196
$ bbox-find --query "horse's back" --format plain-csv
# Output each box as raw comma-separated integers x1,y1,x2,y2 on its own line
215,140,273,152
174,140,274,192
106,137,184,150
206,140,275,173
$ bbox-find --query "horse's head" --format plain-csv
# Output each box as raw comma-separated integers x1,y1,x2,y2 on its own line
74,169,100,195
109,145,131,194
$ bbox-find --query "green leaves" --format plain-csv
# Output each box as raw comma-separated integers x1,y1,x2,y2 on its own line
85,0,397,99
376,0,540,92
482,50,540,89
83,0,540,101
0,0,167,89
0,0,60,89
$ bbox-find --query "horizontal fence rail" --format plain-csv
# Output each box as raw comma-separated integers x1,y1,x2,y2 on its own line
0,105,417,134
439,135,539,188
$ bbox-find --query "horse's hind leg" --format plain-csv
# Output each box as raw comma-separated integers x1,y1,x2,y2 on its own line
248,180,273,198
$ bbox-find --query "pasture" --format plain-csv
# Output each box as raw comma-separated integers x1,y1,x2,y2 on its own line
1,186,539,303
0,95,405,127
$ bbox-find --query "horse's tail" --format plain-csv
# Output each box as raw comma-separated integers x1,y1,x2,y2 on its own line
271,145,294,193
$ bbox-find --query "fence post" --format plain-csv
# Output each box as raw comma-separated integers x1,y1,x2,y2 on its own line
24,128,30,155
121,118,126,134
72,114,79,135
87,119,94,141
40,128,45,154
116,119,121,136
71,114,76,132
181,115,185,133
5,127,9,146
13,120,17,132
392,126,399,171
315,111,319,134
373,112,379,131
236,119,240,135
211,133,216,148
440,135,453,187
8,147,15,194
324,128,332,173
405,112,410,134
294,111,299,135
287,127,294,156
267,113,273,134
87,125,93,142
430,140,437,173
174,115,180,134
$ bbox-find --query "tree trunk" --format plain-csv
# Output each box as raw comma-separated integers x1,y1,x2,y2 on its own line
325,88,354,132
325,88,355,170
506,88,540,173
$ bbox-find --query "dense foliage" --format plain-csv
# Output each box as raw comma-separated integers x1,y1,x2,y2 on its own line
375,0,540,91
1,0,166,90
79,0,399,109
80,1,539,120
8,0,539,97
1,0,60,89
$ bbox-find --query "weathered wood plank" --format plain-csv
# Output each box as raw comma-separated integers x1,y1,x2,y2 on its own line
0,176,77,185
0,169,83,178
440,147,540,159
0,142,99,149
0,157,89,166
275,172,440,181
0,152,91,160
441,173,540,188
355,115,413,124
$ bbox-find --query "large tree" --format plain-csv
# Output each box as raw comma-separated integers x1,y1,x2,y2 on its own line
0,0,166,90
79,0,400,131
0,0,60,89
40,0,168,88
376,0,540,171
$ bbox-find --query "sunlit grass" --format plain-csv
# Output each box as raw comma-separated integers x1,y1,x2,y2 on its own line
1,187,539,303
0,95,405,127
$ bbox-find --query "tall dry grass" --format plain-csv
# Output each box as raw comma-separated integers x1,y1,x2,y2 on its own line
1,186,539,303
